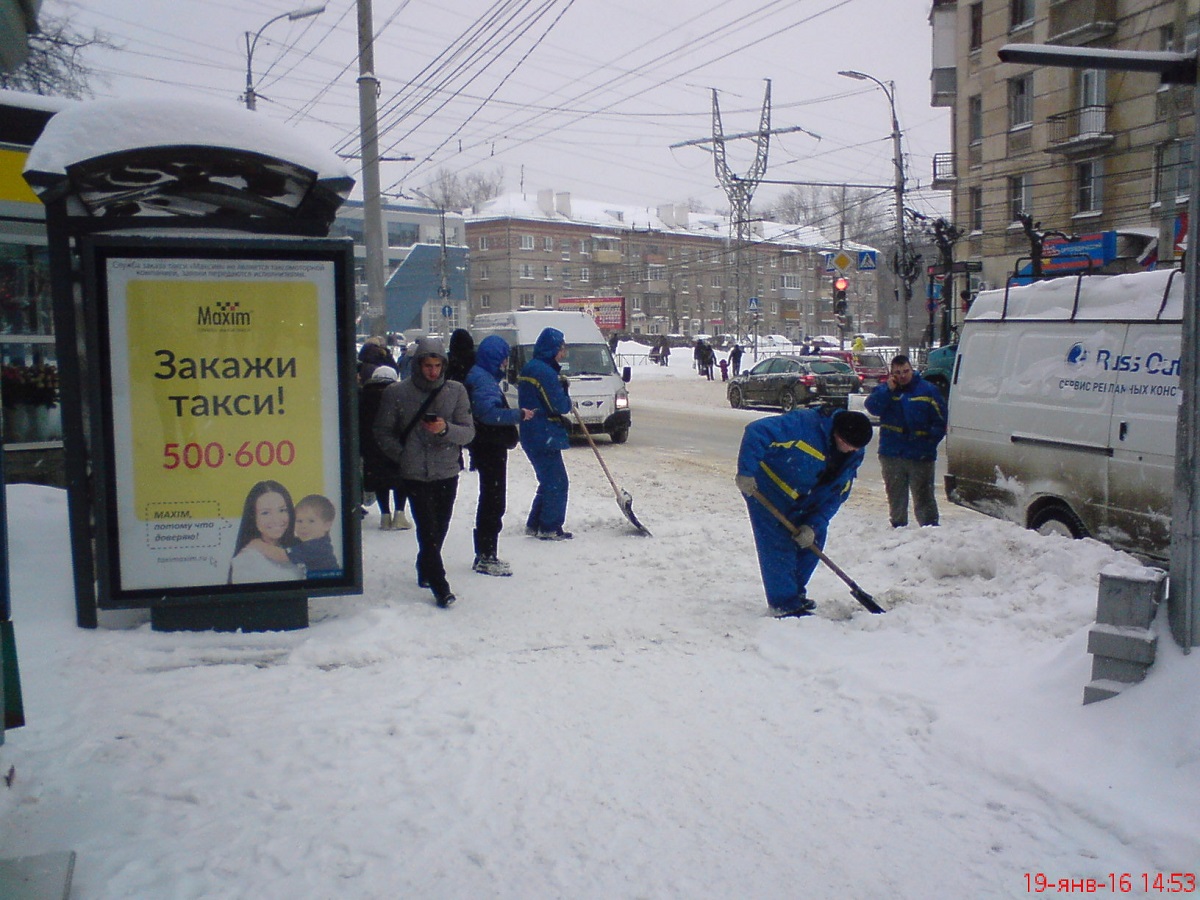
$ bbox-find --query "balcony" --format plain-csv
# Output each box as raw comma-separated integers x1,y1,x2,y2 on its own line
931,67,956,108
1048,0,1116,46
1046,105,1114,155
592,249,622,265
932,152,956,191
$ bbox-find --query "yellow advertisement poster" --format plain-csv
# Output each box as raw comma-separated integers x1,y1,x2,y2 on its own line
105,255,345,594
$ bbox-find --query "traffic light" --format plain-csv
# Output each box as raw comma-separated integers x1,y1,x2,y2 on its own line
833,275,848,314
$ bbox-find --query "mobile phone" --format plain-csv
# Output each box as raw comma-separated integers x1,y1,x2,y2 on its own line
423,413,438,422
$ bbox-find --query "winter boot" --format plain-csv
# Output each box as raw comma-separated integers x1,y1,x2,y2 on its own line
379,513,394,531
472,555,512,577
392,510,412,530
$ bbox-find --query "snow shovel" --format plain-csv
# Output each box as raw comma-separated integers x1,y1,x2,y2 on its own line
571,406,652,536
748,488,885,614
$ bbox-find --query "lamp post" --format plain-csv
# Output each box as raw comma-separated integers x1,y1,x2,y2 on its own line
839,69,911,356
243,3,326,111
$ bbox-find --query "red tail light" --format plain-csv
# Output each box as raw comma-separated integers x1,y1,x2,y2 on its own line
800,374,816,386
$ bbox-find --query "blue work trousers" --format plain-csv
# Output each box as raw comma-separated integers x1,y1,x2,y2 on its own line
745,497,826,612
524,448,569,532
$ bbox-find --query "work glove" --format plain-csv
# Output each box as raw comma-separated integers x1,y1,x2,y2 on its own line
735,474,757,496
792,524,816,549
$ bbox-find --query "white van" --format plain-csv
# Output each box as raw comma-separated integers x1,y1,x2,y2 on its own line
471,310,632,443
945,268,1183,562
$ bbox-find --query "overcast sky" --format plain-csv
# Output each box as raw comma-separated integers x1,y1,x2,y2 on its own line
49,0,951,219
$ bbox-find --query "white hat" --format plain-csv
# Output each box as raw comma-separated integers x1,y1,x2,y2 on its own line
368,365,398,383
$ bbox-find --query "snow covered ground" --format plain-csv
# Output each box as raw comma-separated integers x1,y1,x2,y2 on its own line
1,351,1198,898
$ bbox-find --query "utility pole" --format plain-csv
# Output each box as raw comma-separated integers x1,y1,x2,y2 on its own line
671,81,817,340
357,0,387,337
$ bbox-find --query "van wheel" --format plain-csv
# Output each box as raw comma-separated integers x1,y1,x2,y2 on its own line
1030,505,1088,540
728,386,744,409
779,388,797,412
609,426,629,444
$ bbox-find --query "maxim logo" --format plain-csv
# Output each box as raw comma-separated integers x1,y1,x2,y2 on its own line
197,301,251,327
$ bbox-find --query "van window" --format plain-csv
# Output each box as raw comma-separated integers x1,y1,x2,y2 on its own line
561,344,617,376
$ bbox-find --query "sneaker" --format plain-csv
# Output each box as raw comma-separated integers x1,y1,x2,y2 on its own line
417,576,429,589
771,598,816,618
525,525,539,536
536,528,574,541
473,555,512,577
435,590,456,609
392,511,412,531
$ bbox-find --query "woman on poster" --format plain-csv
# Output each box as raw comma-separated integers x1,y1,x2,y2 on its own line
228,480,304,584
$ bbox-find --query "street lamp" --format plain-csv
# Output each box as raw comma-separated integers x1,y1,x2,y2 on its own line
839,69,911,355
243,3,326,111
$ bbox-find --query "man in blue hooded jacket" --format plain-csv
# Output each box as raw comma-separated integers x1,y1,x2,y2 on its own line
464,334,535,574
736,408,873,617
517,327,574,540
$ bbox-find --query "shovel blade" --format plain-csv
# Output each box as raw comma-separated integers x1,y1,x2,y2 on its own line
852,585,886,614
617,491,652,536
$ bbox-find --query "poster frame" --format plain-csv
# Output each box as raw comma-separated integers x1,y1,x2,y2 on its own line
81,235,362,609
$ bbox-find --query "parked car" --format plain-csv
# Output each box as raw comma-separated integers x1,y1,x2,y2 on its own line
821,349,890,388
727,355,861,411
922,343,957,397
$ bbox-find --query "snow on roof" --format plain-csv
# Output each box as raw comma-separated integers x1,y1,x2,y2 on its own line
23,97,350,186
0,88,74,114
467,191,870,254
969,269,1184,323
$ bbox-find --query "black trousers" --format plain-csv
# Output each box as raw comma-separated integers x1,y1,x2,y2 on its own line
471,445,508,557
403,476,459,595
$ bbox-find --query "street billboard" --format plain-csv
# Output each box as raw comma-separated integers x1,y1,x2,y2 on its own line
85,238,361,607
557,296,625,330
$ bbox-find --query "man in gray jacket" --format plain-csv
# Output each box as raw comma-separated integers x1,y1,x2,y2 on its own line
374,337,475,608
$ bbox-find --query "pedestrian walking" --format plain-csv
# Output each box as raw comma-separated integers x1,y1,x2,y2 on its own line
517,327,574,540
359,366,411,530
736,407,873,617
374,337,475,608
864,354,947,528
718,358,729,381
729,343,743,375
446,327,476,384
464,335,536,575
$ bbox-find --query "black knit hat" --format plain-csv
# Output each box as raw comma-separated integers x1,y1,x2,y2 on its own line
832,410,872,449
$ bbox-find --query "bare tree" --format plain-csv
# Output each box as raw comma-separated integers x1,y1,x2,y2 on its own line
0,14,111,98
768,185,891,244
421,165,505,211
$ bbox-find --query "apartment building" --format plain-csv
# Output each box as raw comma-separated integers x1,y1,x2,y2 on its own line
465,189,879,340
930,0,1189,306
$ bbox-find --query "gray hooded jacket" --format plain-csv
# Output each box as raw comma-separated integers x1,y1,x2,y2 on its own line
373,336,474,481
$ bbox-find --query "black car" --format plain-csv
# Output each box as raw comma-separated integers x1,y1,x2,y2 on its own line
727,355,861,411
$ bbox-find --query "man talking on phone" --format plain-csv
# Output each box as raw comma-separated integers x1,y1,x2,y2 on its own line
864,353,947,528
375,336,475,608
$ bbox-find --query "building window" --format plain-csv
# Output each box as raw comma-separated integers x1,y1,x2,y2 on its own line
711,297,721,313
1008,174,1030,222
1010,0,1033,30
1008,74,1032,129
968,95,983,145
679,277,689,293
647,264,666,281
1156,140,1192,203
520,263,534,279
631,296,642,311
969,3,983,50
520,235,534,251
781,273,800,289
478,235,490,251
543,236,554,252
770,301,779,315
479,264,490,280
543,265,553,280
561,266,572,282
711,273,721,288
479,293,491,309
580,266,590,282
519,293,535,308
1076,159,1102,214
560,239,571,260
969,186,983,232
579,239,590,255
543,294,555,308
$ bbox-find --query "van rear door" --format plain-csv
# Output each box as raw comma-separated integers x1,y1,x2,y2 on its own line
1106,324,1179,559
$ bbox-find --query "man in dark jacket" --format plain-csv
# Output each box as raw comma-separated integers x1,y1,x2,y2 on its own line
374,337,474,608
864,354,947,528
517,327,574,540
464,335,534,575
737,408,873,617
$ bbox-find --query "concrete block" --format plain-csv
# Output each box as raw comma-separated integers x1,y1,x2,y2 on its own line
1083,679,1127,705
1091,654,1149,685
1087,623,1157,665
1095,568,1166,628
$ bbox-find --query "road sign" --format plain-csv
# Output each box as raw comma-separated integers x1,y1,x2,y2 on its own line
441,304,453,318
748,296,759,310
826,250,854,272
857,250,877,271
